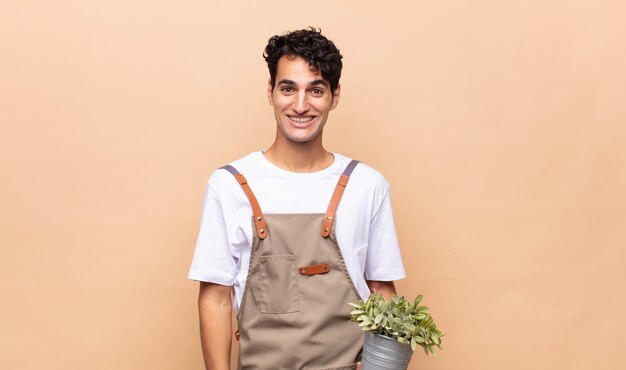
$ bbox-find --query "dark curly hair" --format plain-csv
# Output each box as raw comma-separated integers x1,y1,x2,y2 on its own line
263,27,343,93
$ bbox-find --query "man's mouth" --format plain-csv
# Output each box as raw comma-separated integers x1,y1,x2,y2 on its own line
288,116,315,123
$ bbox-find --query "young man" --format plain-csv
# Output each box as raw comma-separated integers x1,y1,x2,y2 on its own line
188,28,405,370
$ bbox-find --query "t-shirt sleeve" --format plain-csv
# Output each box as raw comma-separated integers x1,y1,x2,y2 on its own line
364,186,406,281
188,174,238,285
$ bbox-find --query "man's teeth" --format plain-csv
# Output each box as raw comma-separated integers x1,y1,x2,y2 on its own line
289,116,314,122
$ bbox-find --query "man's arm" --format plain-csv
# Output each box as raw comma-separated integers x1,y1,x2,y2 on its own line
198,281,233,370
359,281,396,370
366,280,396,299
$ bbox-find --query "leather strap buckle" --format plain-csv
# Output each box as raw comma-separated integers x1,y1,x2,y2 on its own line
299,263,330,276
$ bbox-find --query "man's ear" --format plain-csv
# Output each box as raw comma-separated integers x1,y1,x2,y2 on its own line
267,79,274,106
330,83,341,110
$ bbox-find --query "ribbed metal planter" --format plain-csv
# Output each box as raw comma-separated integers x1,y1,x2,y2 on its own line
361,332,414,370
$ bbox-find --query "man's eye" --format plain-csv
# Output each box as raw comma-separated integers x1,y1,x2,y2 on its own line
281,87,294,93
311,88,324,95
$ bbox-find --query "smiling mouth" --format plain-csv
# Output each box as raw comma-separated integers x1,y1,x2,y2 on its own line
288,116,315,123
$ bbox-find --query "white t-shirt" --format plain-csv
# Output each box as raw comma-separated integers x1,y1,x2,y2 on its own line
188,151,406,311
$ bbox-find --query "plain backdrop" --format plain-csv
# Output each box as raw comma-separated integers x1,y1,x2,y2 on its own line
1,1,625,370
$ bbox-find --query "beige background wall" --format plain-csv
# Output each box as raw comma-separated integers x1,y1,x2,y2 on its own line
1,1,625,369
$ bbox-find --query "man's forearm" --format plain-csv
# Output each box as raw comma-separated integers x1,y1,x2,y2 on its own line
366,280,397,299
198,282,233,370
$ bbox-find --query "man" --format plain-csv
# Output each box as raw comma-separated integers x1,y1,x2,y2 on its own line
188,28,405,370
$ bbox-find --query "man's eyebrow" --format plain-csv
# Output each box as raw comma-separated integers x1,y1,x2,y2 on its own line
277,79,296,86
309,79,329,87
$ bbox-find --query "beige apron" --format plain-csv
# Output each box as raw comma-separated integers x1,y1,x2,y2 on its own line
221,160,364,370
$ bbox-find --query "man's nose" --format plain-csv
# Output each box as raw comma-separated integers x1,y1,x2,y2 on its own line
293,91,309,114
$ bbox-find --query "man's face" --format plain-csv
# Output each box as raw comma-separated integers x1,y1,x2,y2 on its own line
267,56,340,145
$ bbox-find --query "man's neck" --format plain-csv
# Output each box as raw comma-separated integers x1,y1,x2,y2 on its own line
263,142,334,173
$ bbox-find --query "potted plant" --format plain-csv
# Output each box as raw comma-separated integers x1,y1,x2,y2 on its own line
349,293,442,369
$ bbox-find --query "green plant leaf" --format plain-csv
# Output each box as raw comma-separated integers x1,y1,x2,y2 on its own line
431,333,440,344
374,313,384,324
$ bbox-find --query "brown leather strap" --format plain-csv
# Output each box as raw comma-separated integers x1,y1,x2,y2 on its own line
321,160,360,237
221,165,268,240
299,263,330,275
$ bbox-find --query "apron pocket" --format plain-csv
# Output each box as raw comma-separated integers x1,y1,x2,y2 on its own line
259,254,300,314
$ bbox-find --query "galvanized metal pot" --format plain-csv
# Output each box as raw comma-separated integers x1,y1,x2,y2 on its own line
361,331,414,370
